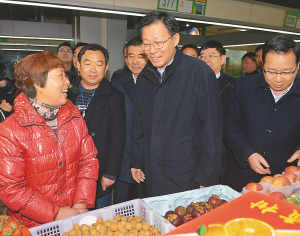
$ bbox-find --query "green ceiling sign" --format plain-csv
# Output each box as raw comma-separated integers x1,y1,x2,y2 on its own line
157,0,207,15
284,11,300,28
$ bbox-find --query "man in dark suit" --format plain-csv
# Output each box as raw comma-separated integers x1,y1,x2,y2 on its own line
68,44,126,208
130,11,222,197
224,35,300,191
112,36,148,203
199,40,236,183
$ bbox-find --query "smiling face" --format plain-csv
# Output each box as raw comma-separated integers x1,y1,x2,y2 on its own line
141,21,179,70
77,50,108,89
34,67,69,106
263,50,299,96
200,48,226,75
127,45,148,78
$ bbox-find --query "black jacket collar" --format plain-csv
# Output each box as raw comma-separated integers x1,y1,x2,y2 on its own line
140,48,182,87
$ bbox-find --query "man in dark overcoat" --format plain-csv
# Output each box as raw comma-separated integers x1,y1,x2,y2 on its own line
199,40,236,183
130,11,223,197
112,36,148,203
69,44,126,208
224,35,300,192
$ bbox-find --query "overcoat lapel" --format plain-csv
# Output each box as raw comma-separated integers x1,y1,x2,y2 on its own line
84,79,110,122
123,76,136,104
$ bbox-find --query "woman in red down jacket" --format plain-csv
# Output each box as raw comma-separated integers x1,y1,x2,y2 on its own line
0,52,99,228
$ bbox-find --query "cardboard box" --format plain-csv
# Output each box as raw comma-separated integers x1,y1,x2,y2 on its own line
164,191,300,236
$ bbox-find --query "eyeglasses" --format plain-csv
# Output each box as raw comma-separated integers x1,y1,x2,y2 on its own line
141,36,172,51
263,67,297,76
199,55,221,60
58,49,72,54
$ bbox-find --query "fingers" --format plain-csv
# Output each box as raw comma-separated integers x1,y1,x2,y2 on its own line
249,153,271,175
287,150,300,163
131,168,145,183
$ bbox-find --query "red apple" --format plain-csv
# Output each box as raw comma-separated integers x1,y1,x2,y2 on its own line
245,182,263,191
285,166,300,174
269,192,286,200
260,176,275,183
283,173,300,183
272,176,291,186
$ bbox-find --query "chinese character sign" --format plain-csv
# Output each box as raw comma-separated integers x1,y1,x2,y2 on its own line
157,0,207,15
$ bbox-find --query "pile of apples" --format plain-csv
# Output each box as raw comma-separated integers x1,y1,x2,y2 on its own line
243,166,300,201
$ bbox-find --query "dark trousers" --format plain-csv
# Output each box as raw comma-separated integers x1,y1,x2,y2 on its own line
113,178,147,204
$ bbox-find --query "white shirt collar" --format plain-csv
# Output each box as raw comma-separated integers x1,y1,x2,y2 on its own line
216,71,221,79
132,73,137,84
157,59,174,76
270,82,294,103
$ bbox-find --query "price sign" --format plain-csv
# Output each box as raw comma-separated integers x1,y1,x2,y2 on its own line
284,11,300,28
158,0,178,11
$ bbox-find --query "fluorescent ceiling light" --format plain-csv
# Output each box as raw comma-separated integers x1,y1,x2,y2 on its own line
1,0,299,36
0,36,71,41
0,42,58,47
1,48,44,51
175,18,300,36
0,0,145,17
224,42,264,48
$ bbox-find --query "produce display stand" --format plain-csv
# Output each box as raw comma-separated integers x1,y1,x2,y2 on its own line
163,191,300,236
29,199,174,236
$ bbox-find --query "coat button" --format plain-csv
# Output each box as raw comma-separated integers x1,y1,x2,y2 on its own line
91,132,95,136
261,150,266,154
267,129,271,133
49,132,52,135
59,162,62,166
58,192,62,195
62,131,65,134
264,88,267,91
272,107,276,112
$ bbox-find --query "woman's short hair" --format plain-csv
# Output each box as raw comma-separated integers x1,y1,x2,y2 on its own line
15,51,66,98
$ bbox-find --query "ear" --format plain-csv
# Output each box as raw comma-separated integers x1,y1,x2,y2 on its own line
33,84,42,94
105,64,109,74
172,33,180,47
221,55,226,65
76,60,81,72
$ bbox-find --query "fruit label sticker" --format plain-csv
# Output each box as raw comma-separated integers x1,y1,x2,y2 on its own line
250,200,279,214
251,200,300,225
279,209,300,224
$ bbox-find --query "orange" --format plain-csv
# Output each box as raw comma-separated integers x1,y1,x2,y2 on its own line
224,218,275,236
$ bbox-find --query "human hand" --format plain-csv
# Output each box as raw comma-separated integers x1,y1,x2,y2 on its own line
55,206,79,221
248,153,271,175
101,176,115,191
287,150,300,166
0,100,12,112
200,185,205,188
73,203,88,214
131,168,145,183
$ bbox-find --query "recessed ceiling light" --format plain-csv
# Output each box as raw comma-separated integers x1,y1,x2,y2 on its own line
186,24,189,27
